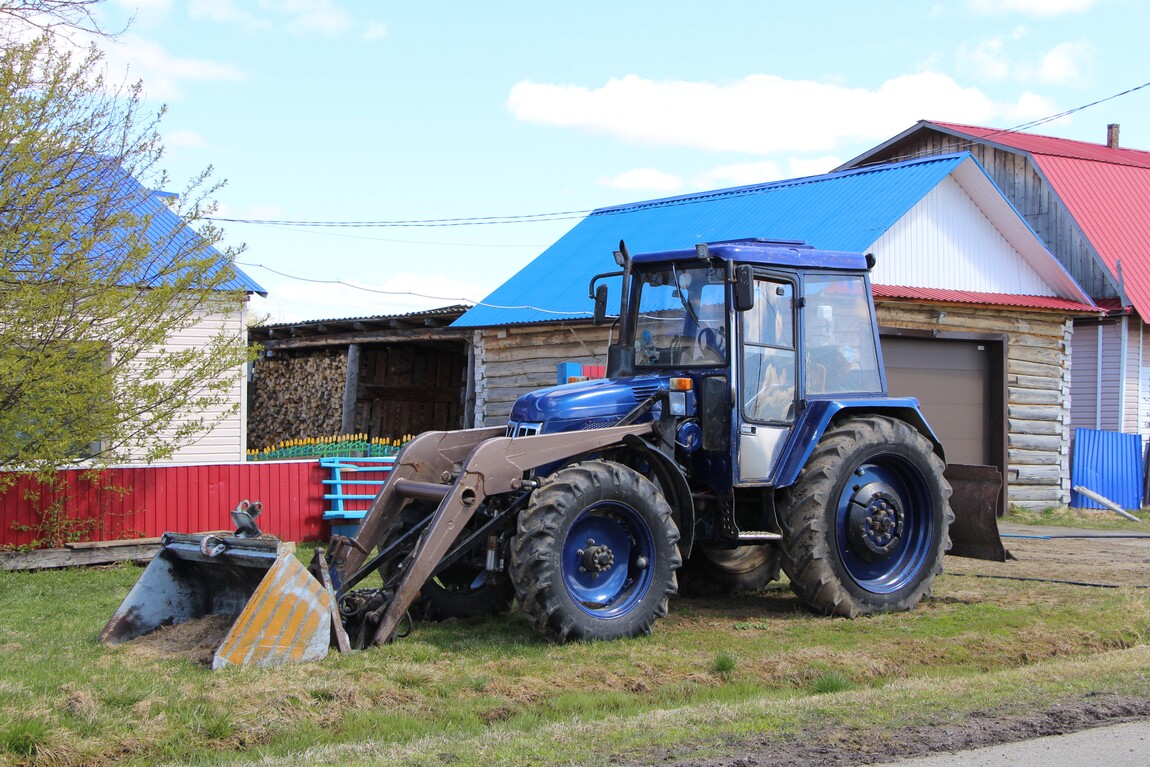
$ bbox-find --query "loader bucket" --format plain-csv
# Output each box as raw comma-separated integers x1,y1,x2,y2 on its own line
100,532,333,669
944,463,1011,562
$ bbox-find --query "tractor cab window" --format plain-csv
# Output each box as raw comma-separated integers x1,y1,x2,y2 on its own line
633,264,728,367
803,274,882,395
741,278,796,422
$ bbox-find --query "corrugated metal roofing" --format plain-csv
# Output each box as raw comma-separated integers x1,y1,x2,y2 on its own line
454,154,967,327
928,122,1150,319
41,157,266,296
872,284,1101,313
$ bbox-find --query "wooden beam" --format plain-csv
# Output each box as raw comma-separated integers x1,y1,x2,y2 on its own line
341,343,361,434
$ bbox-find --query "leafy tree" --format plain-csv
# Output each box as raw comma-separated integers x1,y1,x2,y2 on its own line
0,34,256,477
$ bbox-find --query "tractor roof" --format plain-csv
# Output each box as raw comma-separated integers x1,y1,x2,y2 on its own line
632,238,870,272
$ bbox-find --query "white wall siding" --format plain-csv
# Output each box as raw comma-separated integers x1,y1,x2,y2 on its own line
128,297,250,466
872,176,1058,296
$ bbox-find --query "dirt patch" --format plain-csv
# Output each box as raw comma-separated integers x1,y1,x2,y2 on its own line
118,614,235,666
944,524,1150,588
648,693,1150,767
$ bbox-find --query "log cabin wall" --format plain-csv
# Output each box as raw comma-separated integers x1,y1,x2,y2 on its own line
877,299,1074,510
472,323,611,427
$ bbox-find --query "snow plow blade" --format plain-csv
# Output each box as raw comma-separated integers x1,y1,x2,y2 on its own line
944,463,1011,561
99,531,334,669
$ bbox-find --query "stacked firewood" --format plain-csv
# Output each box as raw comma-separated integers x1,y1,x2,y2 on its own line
248,350,347,449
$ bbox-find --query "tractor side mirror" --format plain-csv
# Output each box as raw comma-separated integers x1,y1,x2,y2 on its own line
733,265,754,312
593,284,609,326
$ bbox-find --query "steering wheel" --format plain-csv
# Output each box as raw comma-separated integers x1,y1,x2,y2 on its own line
697,327,725,362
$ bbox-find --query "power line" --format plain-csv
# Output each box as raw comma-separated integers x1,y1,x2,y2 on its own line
211,208,594,228
239,261,594,317
221,81,1150,234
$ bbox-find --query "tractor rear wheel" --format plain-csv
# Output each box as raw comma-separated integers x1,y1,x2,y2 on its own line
511,461,681,642
779,415,952,617
678,545,780,596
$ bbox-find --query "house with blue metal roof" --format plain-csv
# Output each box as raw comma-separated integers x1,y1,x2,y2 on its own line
453,152,1100,510
14,159,267,467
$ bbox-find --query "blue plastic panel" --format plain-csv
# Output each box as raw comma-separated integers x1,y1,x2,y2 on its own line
1070,428,1143,511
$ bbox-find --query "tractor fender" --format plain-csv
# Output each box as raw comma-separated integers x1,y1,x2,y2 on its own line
771,398,944,489
619,434,695,558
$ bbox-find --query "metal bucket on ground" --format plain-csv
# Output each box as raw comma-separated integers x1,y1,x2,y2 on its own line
99,503,334,669
944,463,1011,561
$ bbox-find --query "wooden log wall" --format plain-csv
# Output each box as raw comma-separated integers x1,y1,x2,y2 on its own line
473,324,611,425
248,350,347,449
877,300,1074,510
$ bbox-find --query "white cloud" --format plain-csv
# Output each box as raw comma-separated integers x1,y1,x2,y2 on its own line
268,0,354,37
959,38,1012,80
189,0,355,35
362,22,388,41
1038,41,1092,83
509,72,1046,155
164,129,207,148
968,0,1097,14
113,0,173,12
957,36,1091,85
99,34,245,100
599,168,684,194
251,271,487,323
692,160,784,189
188,0,271,29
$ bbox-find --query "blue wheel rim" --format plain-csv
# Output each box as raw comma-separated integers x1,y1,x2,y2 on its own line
562,501,656,619
834,455,934,594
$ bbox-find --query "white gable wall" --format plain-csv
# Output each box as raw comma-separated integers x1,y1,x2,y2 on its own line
870,175,1059,296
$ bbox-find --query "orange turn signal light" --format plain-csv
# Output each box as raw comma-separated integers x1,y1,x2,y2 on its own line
669,377,693,391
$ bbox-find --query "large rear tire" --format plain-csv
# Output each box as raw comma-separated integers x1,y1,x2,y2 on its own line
779,416,952,617
510,461,681,642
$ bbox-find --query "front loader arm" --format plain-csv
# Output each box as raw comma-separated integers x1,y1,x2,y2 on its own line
347,422,657,647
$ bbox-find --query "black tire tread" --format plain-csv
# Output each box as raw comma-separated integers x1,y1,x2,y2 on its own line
779,415,953,617
510,461,681,642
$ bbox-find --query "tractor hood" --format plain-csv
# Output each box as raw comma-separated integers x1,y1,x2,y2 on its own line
508,375,670,434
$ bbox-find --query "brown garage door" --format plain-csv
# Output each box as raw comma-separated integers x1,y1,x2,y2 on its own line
880,336,995,466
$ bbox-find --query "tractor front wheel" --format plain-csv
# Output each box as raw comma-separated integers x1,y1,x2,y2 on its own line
511,461,681,642
779,416,952,617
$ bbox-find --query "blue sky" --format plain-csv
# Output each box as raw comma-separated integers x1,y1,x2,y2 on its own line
78,0,1150,322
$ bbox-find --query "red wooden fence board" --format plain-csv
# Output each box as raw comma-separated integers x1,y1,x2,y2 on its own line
0,461,328,548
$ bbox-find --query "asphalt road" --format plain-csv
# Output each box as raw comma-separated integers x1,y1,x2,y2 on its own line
864,720,1150,767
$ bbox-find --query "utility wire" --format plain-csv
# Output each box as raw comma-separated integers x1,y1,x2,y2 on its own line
239,260,594,317
212,81,1150,231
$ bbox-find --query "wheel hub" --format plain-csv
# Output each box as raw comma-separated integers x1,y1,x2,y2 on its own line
846,481,904,561
577,538,615,578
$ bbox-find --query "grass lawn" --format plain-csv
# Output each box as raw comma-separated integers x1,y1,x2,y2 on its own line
2,512,1149,766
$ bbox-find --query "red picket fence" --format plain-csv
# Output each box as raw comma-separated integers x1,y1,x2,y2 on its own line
0,461,328,548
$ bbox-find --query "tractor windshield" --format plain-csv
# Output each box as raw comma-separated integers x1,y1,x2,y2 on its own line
633,263,728,367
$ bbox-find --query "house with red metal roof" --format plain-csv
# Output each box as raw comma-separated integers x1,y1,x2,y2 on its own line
839,122,1150,506
453,152,1100,510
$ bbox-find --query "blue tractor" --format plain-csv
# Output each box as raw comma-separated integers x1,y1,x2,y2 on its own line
320,239,956,649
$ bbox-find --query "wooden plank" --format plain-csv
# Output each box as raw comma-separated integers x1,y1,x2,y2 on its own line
1,543,161,571
65,537,163,550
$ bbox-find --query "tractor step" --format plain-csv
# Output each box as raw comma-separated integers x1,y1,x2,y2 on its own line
736,530,782,541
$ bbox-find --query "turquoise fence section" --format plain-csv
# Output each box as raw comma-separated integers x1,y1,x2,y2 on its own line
1070,428,1144,511
320,456,396,538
